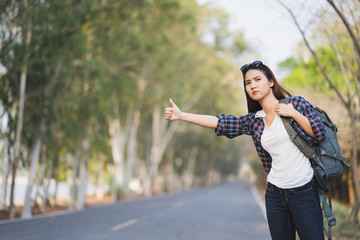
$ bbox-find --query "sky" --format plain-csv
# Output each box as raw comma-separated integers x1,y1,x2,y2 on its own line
196,0,304,75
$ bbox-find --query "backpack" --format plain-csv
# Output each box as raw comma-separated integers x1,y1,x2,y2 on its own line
279,98,351,240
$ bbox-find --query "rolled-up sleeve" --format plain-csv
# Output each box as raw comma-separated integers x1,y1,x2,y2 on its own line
292,96,326,144
215,113,253,139
303,106,326,143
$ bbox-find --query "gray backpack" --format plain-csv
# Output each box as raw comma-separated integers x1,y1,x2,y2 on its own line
279,98,351,240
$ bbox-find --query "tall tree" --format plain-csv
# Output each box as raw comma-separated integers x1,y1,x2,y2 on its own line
277,0,360,224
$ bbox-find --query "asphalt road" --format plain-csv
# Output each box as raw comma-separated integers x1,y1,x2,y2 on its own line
0,181,271,240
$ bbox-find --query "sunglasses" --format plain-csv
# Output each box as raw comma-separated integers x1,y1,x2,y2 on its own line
240,60,263,74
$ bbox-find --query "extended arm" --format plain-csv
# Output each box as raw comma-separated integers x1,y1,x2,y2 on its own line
164,98,218,128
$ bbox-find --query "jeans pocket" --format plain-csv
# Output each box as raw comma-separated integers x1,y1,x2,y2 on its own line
266,184,274,194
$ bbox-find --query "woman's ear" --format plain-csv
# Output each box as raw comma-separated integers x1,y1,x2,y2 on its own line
269,80,274,88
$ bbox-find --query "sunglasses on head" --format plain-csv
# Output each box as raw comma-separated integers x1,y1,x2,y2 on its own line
240,60,263,74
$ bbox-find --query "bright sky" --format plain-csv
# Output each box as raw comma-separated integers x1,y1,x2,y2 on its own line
197,0,304,75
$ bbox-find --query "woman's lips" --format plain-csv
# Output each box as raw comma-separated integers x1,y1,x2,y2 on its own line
252,91,259,95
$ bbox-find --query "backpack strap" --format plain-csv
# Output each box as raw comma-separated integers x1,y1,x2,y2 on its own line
279,97,335,240
278,98,316,160
315,107,338,131
319,190,336,240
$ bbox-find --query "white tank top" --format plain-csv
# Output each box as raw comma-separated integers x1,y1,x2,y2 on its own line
258,110,313,189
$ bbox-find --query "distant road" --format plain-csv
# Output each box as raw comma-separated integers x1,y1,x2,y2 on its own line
0,181,271,240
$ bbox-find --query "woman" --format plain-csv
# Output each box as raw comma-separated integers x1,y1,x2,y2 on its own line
164,60,326,240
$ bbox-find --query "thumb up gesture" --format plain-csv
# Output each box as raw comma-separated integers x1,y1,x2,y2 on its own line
165,98,181,120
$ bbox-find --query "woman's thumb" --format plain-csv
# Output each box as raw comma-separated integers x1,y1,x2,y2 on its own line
169,98,176,107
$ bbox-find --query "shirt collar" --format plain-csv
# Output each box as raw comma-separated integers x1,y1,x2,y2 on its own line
255,109,267,118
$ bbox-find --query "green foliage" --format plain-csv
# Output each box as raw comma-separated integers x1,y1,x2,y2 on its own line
0,0,253,195
280,45,356,98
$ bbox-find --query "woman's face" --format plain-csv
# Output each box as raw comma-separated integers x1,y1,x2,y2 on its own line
244,69,274,101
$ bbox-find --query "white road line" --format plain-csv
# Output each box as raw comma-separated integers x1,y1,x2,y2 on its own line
111,219,138,231
250,184,267,221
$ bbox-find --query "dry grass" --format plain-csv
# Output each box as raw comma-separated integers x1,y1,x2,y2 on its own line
331,201,360,240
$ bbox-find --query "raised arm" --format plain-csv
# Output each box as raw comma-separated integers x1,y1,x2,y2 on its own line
164,98,218,128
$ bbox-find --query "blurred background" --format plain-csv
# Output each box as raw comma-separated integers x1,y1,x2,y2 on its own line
0,0,359,238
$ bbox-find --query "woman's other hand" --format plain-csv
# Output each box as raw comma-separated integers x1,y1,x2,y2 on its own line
275,103,296,117
165,98,181,120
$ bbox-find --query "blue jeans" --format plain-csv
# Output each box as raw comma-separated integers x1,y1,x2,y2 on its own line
265,179,324,240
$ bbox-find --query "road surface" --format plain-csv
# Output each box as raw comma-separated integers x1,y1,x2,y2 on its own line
0,181,271,240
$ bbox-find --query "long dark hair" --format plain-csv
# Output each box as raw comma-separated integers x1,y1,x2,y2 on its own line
241,61,292,113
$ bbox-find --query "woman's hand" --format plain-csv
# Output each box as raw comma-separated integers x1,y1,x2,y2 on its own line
164,98,218,128
275,103,296,117
276,103,316,138
165,98,182,120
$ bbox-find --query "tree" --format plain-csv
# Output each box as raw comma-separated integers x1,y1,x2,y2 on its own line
277,0,360,224
0,0,254,219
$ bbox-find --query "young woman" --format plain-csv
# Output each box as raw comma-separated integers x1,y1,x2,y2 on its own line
164,60,326,240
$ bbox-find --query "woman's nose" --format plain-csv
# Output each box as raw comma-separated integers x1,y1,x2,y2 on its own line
250,81,257,89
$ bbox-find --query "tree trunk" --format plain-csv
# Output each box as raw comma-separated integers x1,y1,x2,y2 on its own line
143,90,201,196
164,159,179,192
21,118,45,218
348,114,360,224
124,110,141,199
183,147,199,190
34,144,48,214
0,137,10,210
134,158,147,196
9,65,28,218
52,154,60,207
146,106,162,196
96,155,105,199
109,118,126,200
38,160,47,214
145,105,179,196
45,157,55,207
349,198,360,224
53,179,59,207
76,137,90,210
9,26,32,219
69,143,82,210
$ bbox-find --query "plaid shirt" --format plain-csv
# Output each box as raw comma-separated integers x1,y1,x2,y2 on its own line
215,96,326,174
